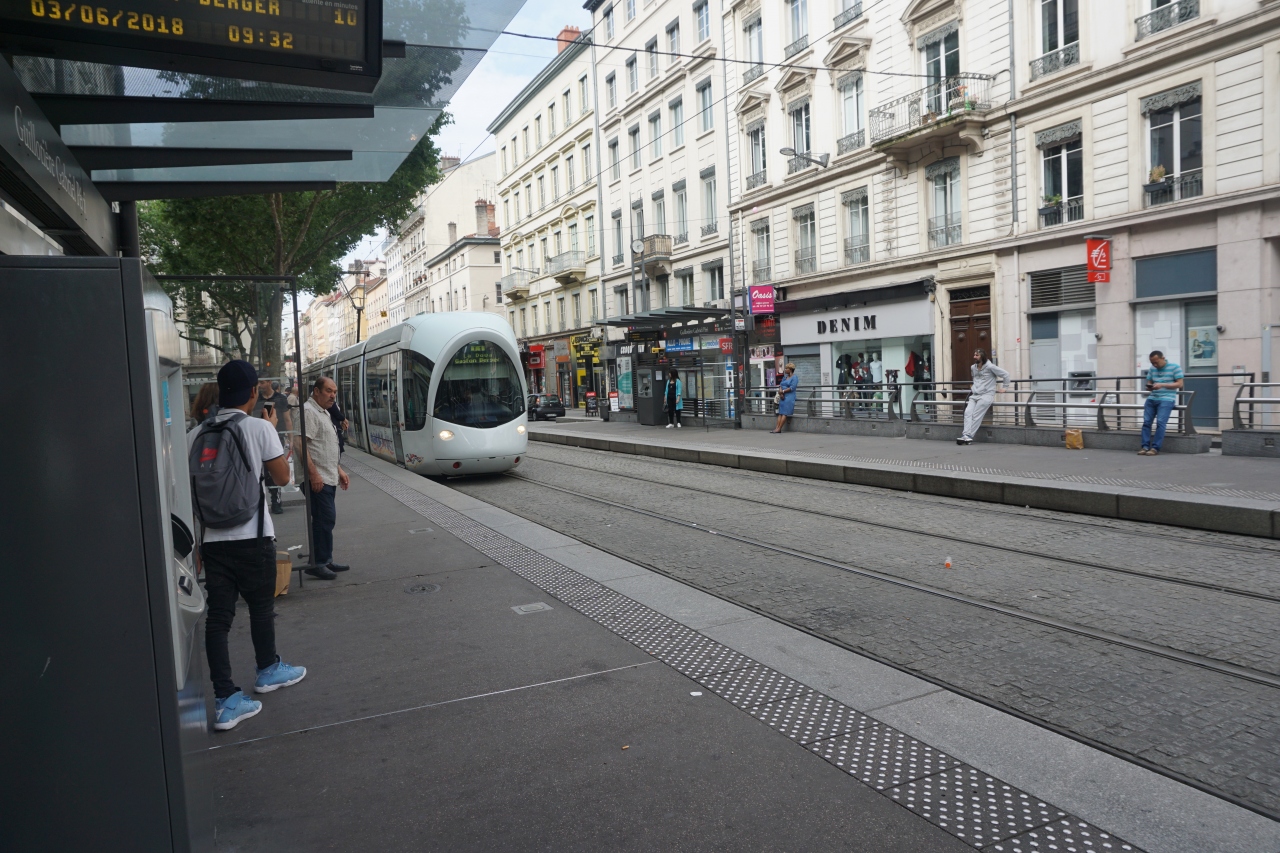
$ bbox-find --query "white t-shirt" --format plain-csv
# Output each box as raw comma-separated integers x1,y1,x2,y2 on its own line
187,410,285,542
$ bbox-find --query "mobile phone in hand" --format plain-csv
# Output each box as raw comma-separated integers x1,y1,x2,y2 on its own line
263,403,275,417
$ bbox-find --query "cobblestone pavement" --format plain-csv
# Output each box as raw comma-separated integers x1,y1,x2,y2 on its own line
451,448,1280,818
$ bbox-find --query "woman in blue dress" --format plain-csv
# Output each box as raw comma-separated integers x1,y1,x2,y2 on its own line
772,362,798,433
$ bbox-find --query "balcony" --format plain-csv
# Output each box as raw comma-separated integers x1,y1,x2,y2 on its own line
701,222,719,237
743,64,765,86
1144,170,1203,207
869,74,994,151
787,155,811,175
746,170,768,189
834,1,862,29
500,269,534,297
1039,197,1084,228
836,128,865,155
795,246,816,275
546,250,586,284
843,235,869,266
752,260,771,283
641,234,673,261
612,253,625,266
927,213,962,249
1030,42,1080,81
1136,0,1198,40
674,232,689,245
784,35,809,59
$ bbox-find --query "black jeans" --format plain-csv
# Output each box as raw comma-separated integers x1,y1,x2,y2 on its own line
666,406,681,425
310,483,337,565
202,537,278,700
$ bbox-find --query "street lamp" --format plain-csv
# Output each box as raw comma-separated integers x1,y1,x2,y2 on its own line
780,147,831,169
336,263,371,343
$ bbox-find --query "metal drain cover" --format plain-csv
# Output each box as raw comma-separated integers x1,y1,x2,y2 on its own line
405,582,440,594
512,602,553,614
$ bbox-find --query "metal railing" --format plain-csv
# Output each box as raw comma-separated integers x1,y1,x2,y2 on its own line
746,170,768,189
909,384,1198,435
642,234,673,258
844,235,869,265
787,155,811,174
743,64,765,85
928,213,962,249
1144,170,1203,207
701,222,719,236
752,260,771,283
1232,383,1280,429
612,253,625,266
499,270,534,292
833,1,862,29
784,35,809,58
546,250,585,277
674,232,688,245
1030,42,1080,80
837,128,865,155
1136,0,1199,40
869,74,994,144
794,246,816,275
745,383,904,420
1039,197,1084,227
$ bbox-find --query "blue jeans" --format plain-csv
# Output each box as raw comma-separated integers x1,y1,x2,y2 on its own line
1142,397,1176,450
310,484,337,565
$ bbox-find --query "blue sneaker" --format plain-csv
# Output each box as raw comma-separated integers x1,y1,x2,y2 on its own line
254,657,307,694
213,691,262,731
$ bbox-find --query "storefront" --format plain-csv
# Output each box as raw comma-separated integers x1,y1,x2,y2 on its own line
570,334,601,407
747,314,783,389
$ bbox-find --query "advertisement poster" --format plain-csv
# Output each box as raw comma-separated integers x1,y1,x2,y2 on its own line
585,391,598,414
749,284,775,314
617,356,634,408
1187,326,1218,366
608,390,620,412
665,338,694,352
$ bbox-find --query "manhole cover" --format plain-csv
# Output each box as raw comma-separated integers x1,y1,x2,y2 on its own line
405,582,441,595
512,602,553,614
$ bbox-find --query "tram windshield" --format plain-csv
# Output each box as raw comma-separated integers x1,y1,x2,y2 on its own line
434,340,525,429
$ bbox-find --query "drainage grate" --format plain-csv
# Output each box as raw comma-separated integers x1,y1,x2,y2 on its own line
342,458,1145,853
404,582,440,594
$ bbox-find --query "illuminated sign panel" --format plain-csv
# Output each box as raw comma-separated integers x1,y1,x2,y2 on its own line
0,0,381,91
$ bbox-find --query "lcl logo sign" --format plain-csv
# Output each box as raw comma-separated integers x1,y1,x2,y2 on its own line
1086,236,1111,283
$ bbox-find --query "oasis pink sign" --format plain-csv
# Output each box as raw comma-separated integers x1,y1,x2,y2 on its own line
749,284,775,314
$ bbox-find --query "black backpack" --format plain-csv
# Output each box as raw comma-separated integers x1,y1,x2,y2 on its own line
188,410,266,538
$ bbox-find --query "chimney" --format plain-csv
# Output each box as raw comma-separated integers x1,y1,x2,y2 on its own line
441,155,461,172
486,203,498,236
556,25,581,53
447,221,457,244
475,199,489,236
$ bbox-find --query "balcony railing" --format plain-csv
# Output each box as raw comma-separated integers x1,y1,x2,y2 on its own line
500,270,534,293
743,64,765,85
927,213,962,249
546,250,586,279
787,155,811,174
784,35,809,58
1136,0,1198,40
1144,170,1203,207
701,222,719,236
833,1,862,29
642,234,673,259
1039,197,1084,227
612,253,625,266
1030,42,1080,81
843,235,869,265
837,128,865,155
869,74,994,145
746,170,768,189
752,260,771,283
795,246,816,275
674,232,688,245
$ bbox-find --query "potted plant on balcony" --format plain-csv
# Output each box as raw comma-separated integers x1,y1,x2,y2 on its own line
948,84,970,114
1143,164,1168,193
1038,194,1062,218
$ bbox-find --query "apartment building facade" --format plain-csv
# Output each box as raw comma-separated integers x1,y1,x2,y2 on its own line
726,0,1280,428
490,29,604,402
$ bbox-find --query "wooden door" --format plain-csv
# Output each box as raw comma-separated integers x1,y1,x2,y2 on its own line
949,297,991,383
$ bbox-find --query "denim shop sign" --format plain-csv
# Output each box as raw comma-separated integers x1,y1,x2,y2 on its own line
780,298,933,345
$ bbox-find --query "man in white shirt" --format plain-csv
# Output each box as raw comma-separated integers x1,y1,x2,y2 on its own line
300,375,350,579
189,360,307,731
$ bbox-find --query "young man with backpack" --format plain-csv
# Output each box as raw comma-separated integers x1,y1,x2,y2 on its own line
188,360,307,731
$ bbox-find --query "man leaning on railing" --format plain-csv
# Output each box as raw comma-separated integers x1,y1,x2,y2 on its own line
957,348,1011,445
1139,350,1184,457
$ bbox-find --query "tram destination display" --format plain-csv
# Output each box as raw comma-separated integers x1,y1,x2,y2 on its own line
0,0,382,91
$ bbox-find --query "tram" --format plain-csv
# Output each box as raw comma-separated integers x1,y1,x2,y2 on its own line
304,313,528,476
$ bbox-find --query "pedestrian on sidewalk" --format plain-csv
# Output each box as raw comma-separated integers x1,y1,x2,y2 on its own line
772,363,799,434
188,381,220,429
663,369,683,429
957,349,1011,445
329,399,350,454
1140,350,1184,456
254,379,293,514
300,376,350,579
188,360,307,731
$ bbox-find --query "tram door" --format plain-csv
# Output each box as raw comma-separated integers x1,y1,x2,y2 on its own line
387,351,406,464
363,350,400,463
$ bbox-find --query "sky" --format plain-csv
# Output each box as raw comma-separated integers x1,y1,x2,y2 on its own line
340,0,593,267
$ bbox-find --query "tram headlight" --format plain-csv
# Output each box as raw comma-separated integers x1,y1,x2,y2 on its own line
516,424,526,434
438,429,455,440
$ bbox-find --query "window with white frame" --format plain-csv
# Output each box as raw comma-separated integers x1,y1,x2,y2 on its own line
790,100,811,154
837,72,864,150
501,145,508,173
698,81,714,131
842,187,869,264
539,237,548,265
603,5,614,39
649,113,662,158
531,304,539,335
606,73,617,109
535,116,542,147
613,216,624,260
922,27,960,113
671,99,685,146
752,220,771,281
1038,0,1078,69
1039,123,1083,225
786,0,808,46
585,215,595,254
702,173,717,234
569,223,579,251
631,204,644,239
794,204,816,273
572,292,582,326
646,38,658,78
511,135,518,161
624,0,634,21
677,271,695,305
707,265,724,300
565,155,575,190
503,199,510,227
667,20,680,59
675,185,688,238
747,121,767,181
927,157,962,248
519,307,527,336
629,126,641,170
578,77,588,114
744,15,763,66
547,104,556,136
537,175,546,208
562,92,571,122
695,1,709,41
553,230,563,254
522,126,530,153
550,166,559,200
513,191,521,219
557,298,566,331
608,139,620,181
626,57,638,93
589,288,599,320
1145,88,1202,204
654,193,666,233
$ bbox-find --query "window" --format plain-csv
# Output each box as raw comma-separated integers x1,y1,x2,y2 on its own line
535,116,542,147
787,0,808,44
531,304,539,335
543,301,551,333
606,74,617,109
745,17,763,66
603,5,614,39
702,175,717,233
609,139,620,181
434,341,524,428
671,99,685,147
548,105,556,136
516,248,524,272
501,145,508,173
843,189,869,264
646,39,659,78
631,204,645,239
678,271,695,305
537,175,546,208
562,92,570,123
1041,137,1083,225
522,127,530,153
572,293,582,327
748,125,767,179
923,30,960,113
838,74,864,146
698,82,714,131
629,127,641,170
509,310,516,329
795,207,816,273
1147,95,1203,205
539,237,548,265
791,102,811,154
753,222,771,281
650,114,662,158
626,57,638,93
675,188,688,238
624,0,634,21
513,191,521,219
512,135,519,161
694,1,709,42
707,266,724,300
1039,0,1079,57
928,159,962,248
495,281,503,304
558,298,566,331
613,216,624,259
667,21,680,59
578,77,588,114
493,251,501,264
654,196,666,233
569,222,579,251
565,155,575,190
554,230,563,254
503,199,510,227
550,166,559,200
589,288,600,321
585,215,595,254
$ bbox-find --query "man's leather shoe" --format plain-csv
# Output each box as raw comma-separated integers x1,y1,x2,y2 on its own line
305,565,337,580
327,562,350,572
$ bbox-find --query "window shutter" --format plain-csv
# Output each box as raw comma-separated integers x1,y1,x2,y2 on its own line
1029,266,1093,309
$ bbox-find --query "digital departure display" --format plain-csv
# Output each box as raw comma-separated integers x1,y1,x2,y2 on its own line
0,0,382,91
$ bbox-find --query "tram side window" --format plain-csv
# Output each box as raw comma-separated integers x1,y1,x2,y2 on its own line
434,340,526,429
337,363,362,444
404,352,434,431
366,355,392,427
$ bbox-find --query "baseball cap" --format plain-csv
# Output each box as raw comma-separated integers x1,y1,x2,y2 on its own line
217,360,258,407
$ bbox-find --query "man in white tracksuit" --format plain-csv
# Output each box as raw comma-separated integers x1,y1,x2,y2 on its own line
958,348,1011,445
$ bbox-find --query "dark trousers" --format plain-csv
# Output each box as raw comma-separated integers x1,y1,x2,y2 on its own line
666,405,681,425
310,483,337,565
202,537,278,700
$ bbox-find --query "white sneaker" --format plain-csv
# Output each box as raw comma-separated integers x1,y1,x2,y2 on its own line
665,423,674,428
676,423,682,428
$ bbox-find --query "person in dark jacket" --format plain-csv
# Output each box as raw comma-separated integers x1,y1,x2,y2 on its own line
328,401,349,454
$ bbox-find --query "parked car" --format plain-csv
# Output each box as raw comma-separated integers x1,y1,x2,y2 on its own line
527,394,567,420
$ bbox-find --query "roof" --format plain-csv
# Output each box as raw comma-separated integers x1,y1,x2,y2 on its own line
425,235,501,268
601,306,731,329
